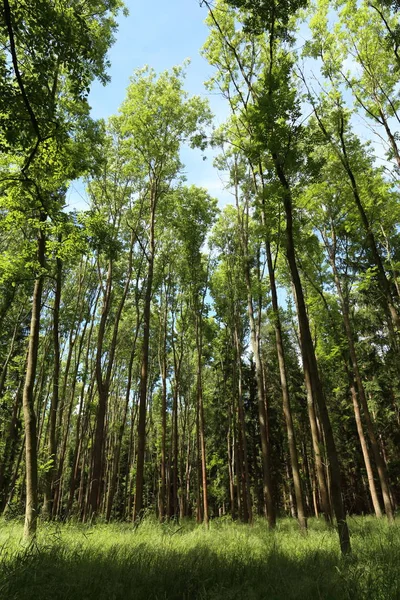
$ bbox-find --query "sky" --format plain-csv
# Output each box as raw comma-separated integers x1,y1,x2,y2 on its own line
66,0,233,211
66,0,396,212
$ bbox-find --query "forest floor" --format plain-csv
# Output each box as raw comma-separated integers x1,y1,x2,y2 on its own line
0,516,399,599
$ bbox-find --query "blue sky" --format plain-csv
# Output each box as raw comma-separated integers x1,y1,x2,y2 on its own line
66,1,395,212
66,0,232,211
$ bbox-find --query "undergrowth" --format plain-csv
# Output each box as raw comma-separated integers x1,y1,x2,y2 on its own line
0,516,399,599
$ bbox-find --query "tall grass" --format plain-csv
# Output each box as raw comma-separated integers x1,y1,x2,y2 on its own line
0,517,399,599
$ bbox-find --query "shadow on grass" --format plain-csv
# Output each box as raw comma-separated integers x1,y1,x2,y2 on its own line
0,541,369,600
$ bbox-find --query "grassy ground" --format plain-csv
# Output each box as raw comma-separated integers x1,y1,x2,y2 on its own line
0,516,399,600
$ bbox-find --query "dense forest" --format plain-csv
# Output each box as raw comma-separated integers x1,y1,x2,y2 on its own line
1,0,400,572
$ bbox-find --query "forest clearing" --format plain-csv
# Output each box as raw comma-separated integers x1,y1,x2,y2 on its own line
1,0,400,597
1,518,400,599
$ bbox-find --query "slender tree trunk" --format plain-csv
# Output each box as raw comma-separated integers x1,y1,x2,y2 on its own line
233,321,252,523
233,357,246,522
22,213,46,538
274,160,350,554
171,302,184,520
326,234,393,521
349,379,382,517
134,190,156,521
303,362,332,522
55,259,87,456
0,382,23,512
3,435,25,515
158,310,167,522
126,396,138,519
171,385,179,518
89,260,113,517
285,459,296,518
227,404,236,519
234,181,275,528
106,343,137,521
0,309,23,398
178,394,186,519
64,291,99,517
265,239,307,531
244,265,276,527
43,249,62,518
195,383,203,524
302,437,315,516
52,275,87,514
34,332,51,455
196,312,209,527
66,374,93,516
184,427,192,518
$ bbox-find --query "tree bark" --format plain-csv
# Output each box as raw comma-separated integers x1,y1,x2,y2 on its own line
233,320,252,523
22,212,46,538
158,300,168,521
349,378,382,517
0,382,23,512
265,239,307,531
88,259,113,517
325,231,394,521
134,189,156,521
274,160,350,554
196,311,209,527
43,248,62,518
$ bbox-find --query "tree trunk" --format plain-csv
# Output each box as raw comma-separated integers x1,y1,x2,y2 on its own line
349,378,382,517
196,312,209,527
326,234,393,521
234,180,275,528
88,259,113,517
106,342,137,521
64,289,99,517
244,264,276,527
227,403,236,519
233,321,252,523
274,160,350,554
170,301,183,520
22,213,46,538
43,249,62,518
52,264,88,514
0,382,23,512
158,309,167,521
2,434,25,515
265,239,307,531
196,377,203,524
134,190,156,521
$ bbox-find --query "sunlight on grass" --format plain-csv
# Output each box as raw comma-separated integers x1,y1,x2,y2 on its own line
0,517,399,599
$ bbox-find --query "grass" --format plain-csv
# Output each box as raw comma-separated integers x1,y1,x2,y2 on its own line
0,516,399,599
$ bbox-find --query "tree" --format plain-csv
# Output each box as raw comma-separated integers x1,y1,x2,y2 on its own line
0,0,125,537
118,65,212,521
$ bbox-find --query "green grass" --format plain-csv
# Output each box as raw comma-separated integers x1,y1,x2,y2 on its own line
0,516,399,599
